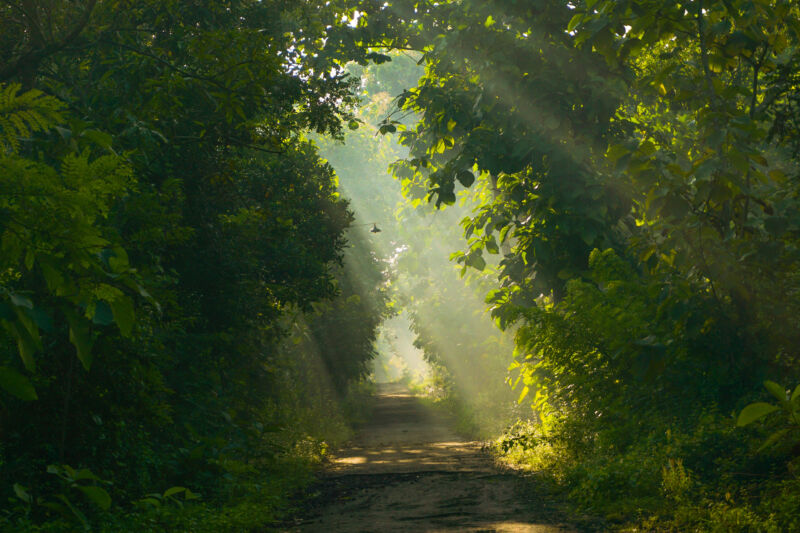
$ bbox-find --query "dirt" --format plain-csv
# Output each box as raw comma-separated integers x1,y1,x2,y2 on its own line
280,383,578,533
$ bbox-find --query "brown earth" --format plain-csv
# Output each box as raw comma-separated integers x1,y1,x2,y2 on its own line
280,383,578,533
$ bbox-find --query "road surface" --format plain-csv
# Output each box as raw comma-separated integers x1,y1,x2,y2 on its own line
283,383,575,533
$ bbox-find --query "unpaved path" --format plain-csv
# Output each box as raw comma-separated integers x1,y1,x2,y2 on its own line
283,383,575,532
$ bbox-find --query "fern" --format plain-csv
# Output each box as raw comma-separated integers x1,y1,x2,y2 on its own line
0,83,64,154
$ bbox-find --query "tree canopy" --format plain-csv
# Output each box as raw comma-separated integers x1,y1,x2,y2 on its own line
2,0,800,530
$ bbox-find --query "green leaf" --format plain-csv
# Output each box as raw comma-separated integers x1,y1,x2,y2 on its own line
466,253,486,271
9,292,33,309
517,385,530,403
64,309,94,371
606,143,630,165
0,366,37,400
92,301,115,326
791,384,800,404
13,307,42,348
110,296,135,337
567,13,583,32
73,468,101,481
764,381,788,404
107,248,130,273
136,497,161,508
40,261,67,295
757,428,790,452
55,493,89,529
456,170,475,187
499,224,512,244
437,190,456,206
163,486,187,498
29,307,54,332
81,129,114,152
580,224,598,245
77,486,111,510
13,484,32,504
2,320,38,371
737,402,779,426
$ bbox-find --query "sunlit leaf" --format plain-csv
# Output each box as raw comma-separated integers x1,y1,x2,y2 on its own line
736,402,779,426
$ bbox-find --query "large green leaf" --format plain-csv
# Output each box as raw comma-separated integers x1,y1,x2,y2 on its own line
110,296,135,337
76,485,111,510
2,320,38,371
13,484,32,504
764,380,788,404
64,308,94,371
737,402,779,426
456,169,475,187
0,366,37,401
92,301,115,326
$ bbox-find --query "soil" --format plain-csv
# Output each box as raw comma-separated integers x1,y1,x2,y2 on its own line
280,383,579,533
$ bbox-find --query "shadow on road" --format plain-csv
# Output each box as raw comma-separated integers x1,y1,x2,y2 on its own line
282,383,577,533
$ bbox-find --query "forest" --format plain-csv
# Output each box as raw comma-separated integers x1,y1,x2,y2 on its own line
1,0,800,531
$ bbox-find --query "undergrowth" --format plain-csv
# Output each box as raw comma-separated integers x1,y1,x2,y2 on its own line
494,413,800,531
1,381,373,533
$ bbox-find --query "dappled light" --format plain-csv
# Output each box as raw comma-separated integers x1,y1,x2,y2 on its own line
2,1,800,531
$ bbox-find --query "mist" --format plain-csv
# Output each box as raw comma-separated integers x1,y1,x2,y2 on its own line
314,53,522,437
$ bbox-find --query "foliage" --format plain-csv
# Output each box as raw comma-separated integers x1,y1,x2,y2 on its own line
358,0,800,528
737,381,800,453
0,1,394,530
3,0,800,530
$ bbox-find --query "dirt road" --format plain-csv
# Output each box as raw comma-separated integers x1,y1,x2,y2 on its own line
283,383,575,532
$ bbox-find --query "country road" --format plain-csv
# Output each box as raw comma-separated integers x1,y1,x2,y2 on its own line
282,383,575,533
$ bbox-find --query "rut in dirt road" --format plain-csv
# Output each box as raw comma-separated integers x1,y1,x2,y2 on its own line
283,383,576,533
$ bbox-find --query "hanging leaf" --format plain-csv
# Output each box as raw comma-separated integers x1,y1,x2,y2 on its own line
110,296,135,337
92,301,115,326
64,308,94,371
485,236,500,254
456,170,475,187
2,320,38,371
0,366,37,400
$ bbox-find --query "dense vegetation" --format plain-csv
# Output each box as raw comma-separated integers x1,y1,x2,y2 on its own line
0,2,392,530
365,0,800,529
3,0,800,531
